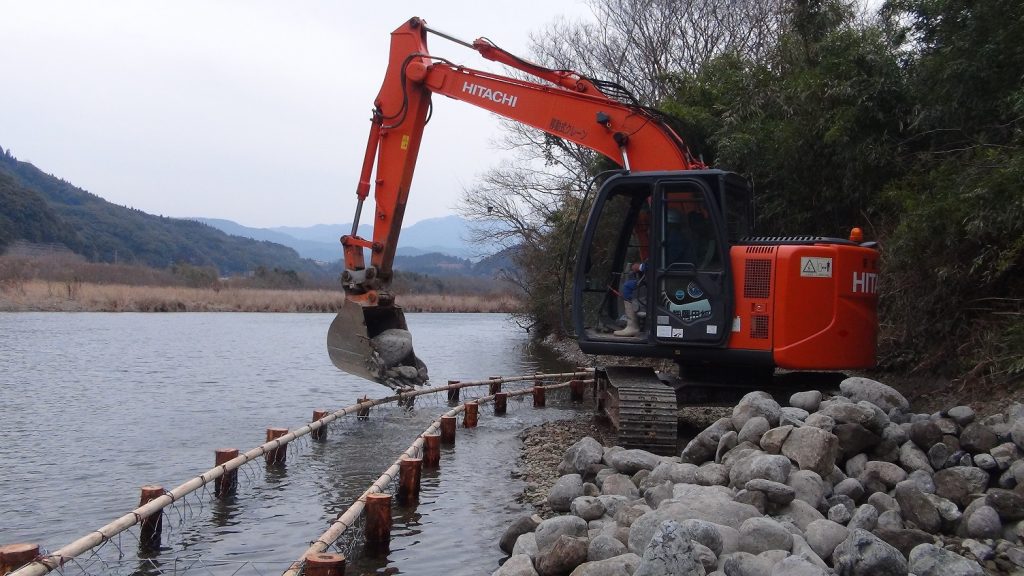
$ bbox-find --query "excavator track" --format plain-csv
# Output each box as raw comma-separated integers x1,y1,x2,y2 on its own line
597,366,678,455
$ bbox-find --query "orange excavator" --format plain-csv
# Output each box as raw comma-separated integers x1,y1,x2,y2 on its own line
328,18,880,451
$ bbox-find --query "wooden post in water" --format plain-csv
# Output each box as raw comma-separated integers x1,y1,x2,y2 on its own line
214,448,238,498
266,428,288,465
440,415,456,444
0,543,40,574
533,384,546,408
570,379,585,402
464,401,479,428
139,485,164,551
357,396,370,420
447,380,460,405
304,552,346,576
365,493,392,552
422,434,440,468
494,392,508,415
489,377,502,395
311,410,329,440
398,457,422,505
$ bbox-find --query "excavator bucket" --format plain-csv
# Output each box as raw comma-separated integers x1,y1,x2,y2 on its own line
327,299,429,390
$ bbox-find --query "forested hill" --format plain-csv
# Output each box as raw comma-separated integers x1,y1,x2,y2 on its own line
0,148,324,276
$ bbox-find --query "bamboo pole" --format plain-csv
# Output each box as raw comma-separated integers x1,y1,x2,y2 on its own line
11,373,591,576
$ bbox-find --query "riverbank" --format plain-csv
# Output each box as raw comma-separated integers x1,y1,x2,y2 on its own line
0,280,520,313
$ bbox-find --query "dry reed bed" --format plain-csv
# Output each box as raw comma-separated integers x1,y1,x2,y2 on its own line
0,280,521,313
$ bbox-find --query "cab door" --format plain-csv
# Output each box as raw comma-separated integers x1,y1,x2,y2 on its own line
652,179,730,345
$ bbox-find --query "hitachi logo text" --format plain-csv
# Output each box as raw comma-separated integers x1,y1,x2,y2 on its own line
852,272,878,294
462,82,518,107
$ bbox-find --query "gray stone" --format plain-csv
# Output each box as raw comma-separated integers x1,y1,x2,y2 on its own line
845,453,869,478
587,534,627,562
959,539,994,562
934,467,990,507
607,449,663,475
858,401,891,435
790,390,823,413
513,532,540,558
947,406,975,427
502,514,543,554
790,534,830,570
818,402,876,427
732,391,782,431
876,509,904,530
569,553,642,576
872,527,936,558
683,417,735,464
804,519,848,561
734,489,767,514
973,453,997,470
834,423,882,458
859,460,908,492
643,481,675,509
535,515,588,554
738,517,793,555
597,495,630,518
870,438,900,463
965,505,1002,539
698,463,730,486
493,554,539,576
572,496,607,522
1011,419,1024,450
900,441,935,473
960,422,998,454
882,422,910,446
907,469,936,493
730,454,792,487
633,520,706,576
934,417,959,435
986,488,1024,520
536,535,588,576
561,437,606,476
739,417,771,445
595,468,617,488
827,493,856,515
721,551,772,576
895,484,940,532
925,492,961,526
776,499,826,531
781,407,810,423
759,426,793,454
867,492,900,514
692,542,718,573
908,543,984,576
804,413,835,432
786,470,826,509
628,505,746,553
928,442,952,470
614,503,651,527
910,420,944,450
781,427,839,476
990,442,1022,470
584,482,601,497
847,503,879,531
828,504,852,524
832,528,908,576
769,555,828,576
549,474,585,512
744,479,795,505
601,474,640,499
833,478,865,502
839,377,910,413
649,461,699,485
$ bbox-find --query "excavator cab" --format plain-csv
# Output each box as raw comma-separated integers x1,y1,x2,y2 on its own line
573,170,752,360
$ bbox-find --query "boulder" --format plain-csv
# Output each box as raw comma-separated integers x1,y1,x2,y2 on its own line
832,529,908,576
946,406,975,427
629,504,747,553
986,488,1024,520
587,534,627,562
560,437,606,476
867,492,900,515
790,390,823,413
910,420,943,450
1011,419,1024,450
839,377,910,413
649,461,699,485
965,504,1002,539
697,463,730,486
934,467,990,507
535,516,588,554
858,460,907,492
804,413,836,432
908,543,984,576
847,503,879,532
818,402,876,427
785,470,826,509
769,555,828,576
899,441,934,473
894,484,940,533
735,489,767,514
845,453,869,478
990,442,1021,470
739,417,771,445
536,535,588,576
876,509,904,530
571,496,607,522
744,479,795,505
568,553,641,576
601,474,639,499
513,532,540,558
502,514,543,554
633,520,707,576
549,474,584,512
682,417,735,464
960,422,998,454
643,481,674,509
607,449,662,474
759,426,793,454
804,519,848,560
729,454,792,487
928,442,952,471
828,504,852,524
872,527,937,558
493,554,540,576
781,407,810,423
833,478,865,502
738,517,793,555
776,499,826,531
905,469,937,493
834,423,882,458
790,534,831,570
781,427,839,476
721,551,773,576
732,391,782,431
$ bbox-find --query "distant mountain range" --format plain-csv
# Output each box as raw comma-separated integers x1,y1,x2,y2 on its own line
194,214,495,262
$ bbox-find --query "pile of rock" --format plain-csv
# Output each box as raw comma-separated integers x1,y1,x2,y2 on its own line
494,377,1024,575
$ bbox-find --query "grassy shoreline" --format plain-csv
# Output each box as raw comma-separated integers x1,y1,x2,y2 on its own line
0,280,521,313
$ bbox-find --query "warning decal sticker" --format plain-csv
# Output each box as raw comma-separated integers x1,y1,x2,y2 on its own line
800,257,833,278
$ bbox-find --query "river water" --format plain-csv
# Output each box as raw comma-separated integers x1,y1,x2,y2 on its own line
0,312,583,575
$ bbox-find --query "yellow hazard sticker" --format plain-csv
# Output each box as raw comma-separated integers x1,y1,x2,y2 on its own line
401,135,410,150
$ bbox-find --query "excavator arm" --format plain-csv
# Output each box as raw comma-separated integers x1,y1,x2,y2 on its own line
328,17,701,388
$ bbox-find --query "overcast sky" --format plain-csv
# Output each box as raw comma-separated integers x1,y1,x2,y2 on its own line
1,1,591,227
